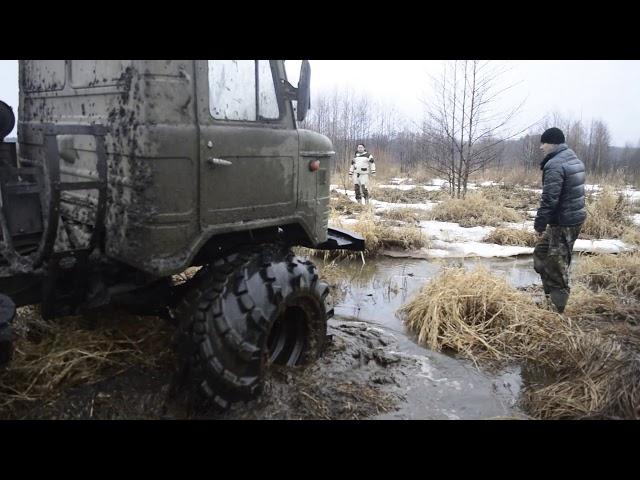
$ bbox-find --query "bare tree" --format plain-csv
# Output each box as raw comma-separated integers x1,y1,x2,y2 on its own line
590,119,611,174
522,132,540,171
424,60,529,198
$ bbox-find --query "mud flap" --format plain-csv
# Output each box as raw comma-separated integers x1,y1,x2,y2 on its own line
315,227,365,252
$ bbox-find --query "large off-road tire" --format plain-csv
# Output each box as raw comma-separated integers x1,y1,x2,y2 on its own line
0,293,16,366
175,245,332,409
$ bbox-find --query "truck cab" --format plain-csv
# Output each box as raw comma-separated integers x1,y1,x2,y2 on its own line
0,60,363,408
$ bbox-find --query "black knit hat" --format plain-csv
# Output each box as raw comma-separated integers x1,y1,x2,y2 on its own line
540,127,565,144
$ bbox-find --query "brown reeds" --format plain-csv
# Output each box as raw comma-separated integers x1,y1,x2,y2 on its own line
429,192,523,227
0,307,173,414
484,227,538,247
398,265,640,419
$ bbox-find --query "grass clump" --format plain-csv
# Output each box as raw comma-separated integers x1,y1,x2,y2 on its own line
483,227,538,247
475,167,541,189
0,307,173,415
572,252,640,299
479,185,540,211
429,192,523,227
372,186,446,204
581,187,635,239
330,190,364,217
378,207,430,225
519,332,639,420
310,209,428,260
350,211,427,255
398,267,567,365
398,265,640,419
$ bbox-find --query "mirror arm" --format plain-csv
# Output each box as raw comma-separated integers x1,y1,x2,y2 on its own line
279,79,299,101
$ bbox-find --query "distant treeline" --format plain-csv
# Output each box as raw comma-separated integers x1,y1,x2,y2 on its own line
301,84,640,183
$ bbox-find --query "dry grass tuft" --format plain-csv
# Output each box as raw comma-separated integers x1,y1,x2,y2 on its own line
484,227,538,247
0,307,173,414
479,185,541,211
520,333,640,420
621,227,640,246
572,252,640,299
429,192,523,227
398,267,568,367
378,208,430,225
581,187,635,239
349,211,427,255
372,186,446,204
329,191,365,217
313,209,428,260
473,167,541,189
398,265,640,419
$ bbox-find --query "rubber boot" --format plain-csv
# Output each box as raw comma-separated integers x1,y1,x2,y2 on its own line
549,289,569,314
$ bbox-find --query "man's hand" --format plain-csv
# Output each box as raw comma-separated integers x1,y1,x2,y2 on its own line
535,230,545,240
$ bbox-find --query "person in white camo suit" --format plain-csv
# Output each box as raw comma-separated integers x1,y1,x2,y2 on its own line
348,143,376,204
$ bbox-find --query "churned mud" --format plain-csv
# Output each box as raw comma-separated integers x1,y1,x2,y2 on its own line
0,256,538,420
0,317,522,420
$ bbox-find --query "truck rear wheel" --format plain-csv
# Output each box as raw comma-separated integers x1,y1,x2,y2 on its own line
175,246,332,409
0,293,16,366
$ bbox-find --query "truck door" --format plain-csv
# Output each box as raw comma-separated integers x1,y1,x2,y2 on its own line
196,60,298,229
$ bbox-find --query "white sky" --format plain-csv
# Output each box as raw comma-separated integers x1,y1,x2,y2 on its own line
2,60,639,147
288,60,640,148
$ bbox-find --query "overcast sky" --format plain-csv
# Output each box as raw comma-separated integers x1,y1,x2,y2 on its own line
2,60,638,147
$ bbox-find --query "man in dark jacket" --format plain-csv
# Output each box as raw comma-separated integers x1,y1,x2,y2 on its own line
533,127,587,313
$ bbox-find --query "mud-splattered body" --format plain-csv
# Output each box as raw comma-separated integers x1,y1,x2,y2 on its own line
14,60,333,278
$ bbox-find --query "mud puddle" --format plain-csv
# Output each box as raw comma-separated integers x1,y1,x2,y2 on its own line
315,254,559,419
330,255,542,334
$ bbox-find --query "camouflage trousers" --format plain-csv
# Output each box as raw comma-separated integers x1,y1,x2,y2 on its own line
354,182,369,203
533,224,582,312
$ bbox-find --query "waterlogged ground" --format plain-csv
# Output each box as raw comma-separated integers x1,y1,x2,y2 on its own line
2,177,637,420
1,256,534,420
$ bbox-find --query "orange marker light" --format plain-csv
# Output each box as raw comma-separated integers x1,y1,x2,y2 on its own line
309,159,320,172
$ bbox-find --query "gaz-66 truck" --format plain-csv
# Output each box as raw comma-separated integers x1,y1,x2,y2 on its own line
0,60,363,408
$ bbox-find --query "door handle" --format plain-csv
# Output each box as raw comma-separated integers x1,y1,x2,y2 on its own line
207,157,233,167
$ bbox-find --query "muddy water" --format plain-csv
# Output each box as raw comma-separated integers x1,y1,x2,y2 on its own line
1,256,545,420
320,255,548,419
332,256,541,333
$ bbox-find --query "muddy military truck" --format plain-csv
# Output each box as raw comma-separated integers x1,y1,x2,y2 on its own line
0,60,363,408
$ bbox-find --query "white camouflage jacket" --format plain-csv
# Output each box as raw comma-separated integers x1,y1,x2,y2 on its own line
349,151,376,177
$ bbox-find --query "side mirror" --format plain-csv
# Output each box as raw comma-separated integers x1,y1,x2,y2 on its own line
296,60,311,122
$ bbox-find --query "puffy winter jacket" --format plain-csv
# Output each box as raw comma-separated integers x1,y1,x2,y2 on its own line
534,144,587,233
349,151,376,176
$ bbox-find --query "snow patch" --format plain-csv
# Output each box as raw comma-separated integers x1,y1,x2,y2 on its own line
389,177,413,185
622,189,640,202
372,200,436,211
573,239,632,254
425,240,534,258
429,178,448,187
377,184,418,191
419,221,494,243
